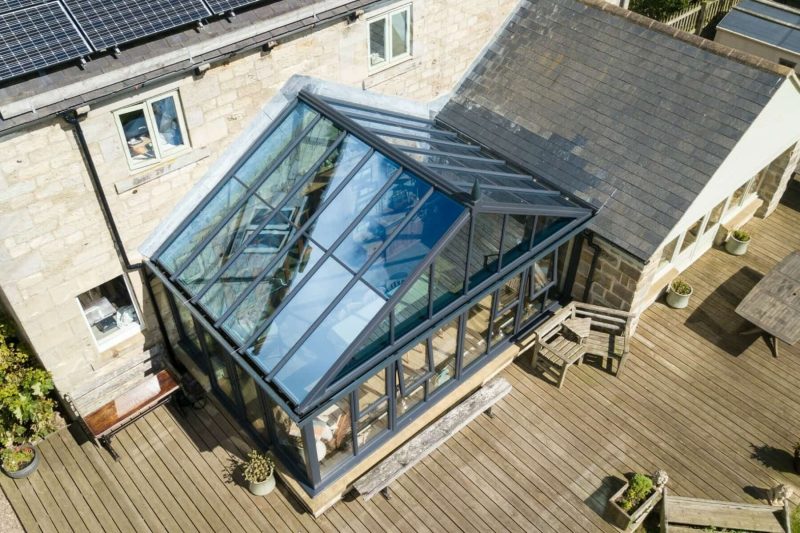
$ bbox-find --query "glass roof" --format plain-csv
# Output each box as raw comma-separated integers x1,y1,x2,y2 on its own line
152,92,591,409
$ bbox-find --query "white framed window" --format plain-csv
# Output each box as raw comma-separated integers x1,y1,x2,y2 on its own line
114,91,189,170
77,275,143,351
368,5,412,70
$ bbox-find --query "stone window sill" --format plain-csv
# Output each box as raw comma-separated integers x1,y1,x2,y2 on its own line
114,147,210,194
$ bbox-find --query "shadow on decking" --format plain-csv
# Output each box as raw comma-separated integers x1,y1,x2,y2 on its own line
779,177,800,213
684,266,763,357
750,443,797,475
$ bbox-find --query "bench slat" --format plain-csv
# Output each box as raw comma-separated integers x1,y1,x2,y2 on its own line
354,377,512,500
665,496,786,532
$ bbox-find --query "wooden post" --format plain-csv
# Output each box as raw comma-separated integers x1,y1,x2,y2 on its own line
695,1,709,34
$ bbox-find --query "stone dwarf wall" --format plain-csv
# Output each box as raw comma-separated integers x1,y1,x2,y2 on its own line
0,0,517,400
755,141,800,219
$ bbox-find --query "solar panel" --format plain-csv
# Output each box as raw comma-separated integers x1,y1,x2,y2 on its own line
62,0,211,51
0,2,90,82
0,0,44,15
204,0,260,15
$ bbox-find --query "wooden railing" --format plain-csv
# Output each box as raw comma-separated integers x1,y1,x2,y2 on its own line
661,0,741,34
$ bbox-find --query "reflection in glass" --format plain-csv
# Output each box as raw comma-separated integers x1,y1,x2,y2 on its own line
369,18,386,66
680,217,703,254
534,216,568,246
363,191,463,297
430,318,458,392
400,340,428,389
659,235,679,268
391,10,408,57
358,368,387,413
340,316,390,380
222,235,324,344
267,397,308,479
498,275,521,309
274,281,384,402
150,279,181,348
468,213,503,287
532,253,554,293
521,292,545,324
491,303,517,345
159,179,248,273
397,382,424,418
175,302,201,356
357,399,387,447
502,215,535,265
333,173,429,271
235,103,319,187
708,199,726,228
432,223,467,313
315,396,353,478
202,330,235,405
248,257,352,373
235,365,269,439
394,272,429,340
150,96,184,151
462,294,491,369
120,108,155,162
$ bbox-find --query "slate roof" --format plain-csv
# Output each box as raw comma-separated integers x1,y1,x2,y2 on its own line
718,0,800,55
437,0,790,260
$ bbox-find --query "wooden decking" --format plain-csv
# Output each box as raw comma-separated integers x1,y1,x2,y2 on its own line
3,181,800,532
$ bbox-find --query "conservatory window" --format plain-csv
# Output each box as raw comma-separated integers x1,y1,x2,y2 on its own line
314,395,353,477
430,318,458,392
115,92,188,170
368,5,411,69
462,294,491,369
77,275,142,350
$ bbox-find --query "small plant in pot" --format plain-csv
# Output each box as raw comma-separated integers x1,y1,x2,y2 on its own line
666,279,693,309
725,228,751,256
0,444,39,479
605,471,666,531
242,450,276,496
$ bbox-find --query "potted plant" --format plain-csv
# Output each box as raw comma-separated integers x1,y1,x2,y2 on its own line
605,471,666,531
242,450,276,496
0,444,40,479
0,315,56,479
666,279,693,309
725,229,751,256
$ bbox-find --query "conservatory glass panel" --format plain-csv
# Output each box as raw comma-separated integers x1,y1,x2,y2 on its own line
328,102,432,127
502,215,535,265
314,396,353,478
357,399,388,448
339,316,390,379
267,397,308,479
333,173,430,271
176,195,277,295
431,223,467,314
400,340,429,389
175,298,201,354
234,364,269,440
363,191,464,297
234,103,318,187
274,281,385,402
202,330,236,405
491,300,517,344
358,368,387,414
468,213,504,287
430,317,458,392
462,294,491,369
159,179,248,273
532,253,555,293
394,272,429,340
534,216,569,246
221,235,325,344
254,118,342,207
247,257,352,373
397,380,424,418
521,291,545,323
306,153,400,249
498,275,522,309
150,280,181,348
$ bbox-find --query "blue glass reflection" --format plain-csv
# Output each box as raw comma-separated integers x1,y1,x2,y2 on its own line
274,281,384,402
247,257,352,372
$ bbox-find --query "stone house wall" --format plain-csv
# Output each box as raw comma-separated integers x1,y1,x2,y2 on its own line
755,142,800,219
0,0,517,401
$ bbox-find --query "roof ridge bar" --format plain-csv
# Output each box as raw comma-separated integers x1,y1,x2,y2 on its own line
337,111,460,138
167,114,323,280
189,129,349,303
366,127,474,147
395,145,503,162
319,95,435,125
238,166,406,356
213,148,376,328
425,162,533,180
448,181,562,195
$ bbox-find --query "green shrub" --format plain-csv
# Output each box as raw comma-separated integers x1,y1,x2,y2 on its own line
670,279,692,296
618,473,654,512
629,0,691,21
732,229,750,242
0,316,56,448
791,504,800,533
242,450,275,483
0,446,34,472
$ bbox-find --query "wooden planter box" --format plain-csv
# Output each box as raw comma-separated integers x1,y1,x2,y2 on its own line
605,481,663,532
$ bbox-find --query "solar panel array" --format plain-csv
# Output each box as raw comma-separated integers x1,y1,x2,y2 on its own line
0,2,90,81
0,0,267,83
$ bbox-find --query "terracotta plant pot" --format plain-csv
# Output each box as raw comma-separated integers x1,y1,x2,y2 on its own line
1,444,40,479
248,472,276,496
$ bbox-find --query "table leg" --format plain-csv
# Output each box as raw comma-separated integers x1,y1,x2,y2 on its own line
770,335,779,358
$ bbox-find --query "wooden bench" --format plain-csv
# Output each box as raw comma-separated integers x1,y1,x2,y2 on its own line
660,489,792,532
354,377,512,501
81,368,181,460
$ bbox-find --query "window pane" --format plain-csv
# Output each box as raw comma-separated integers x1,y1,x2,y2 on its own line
235,103,319,187
532,253,554,293
498,275,521,309
357,399,387,447
119,108,155,162
175,301,201,354
333,173,430,270
533,216,569,247
363,191,464,297
708,199,726,227
430,318,458,392
432,223,467,313
202,330,235,405
267,398,308,479
521,291,545,325
222,235,325,345
256,118,342,207
401,340,429,389
158,179,249,273
680,218,703,254
658,236,679,268
369,18,387,66
248,258,352,373
274,281,384,402
397,381,424,418
462,294,491,369
502,215,535,265
177,195,276,296
469,213,503,287
339,316,390,380
307,153,400,249
235,365,269,440
150,279,181,349
731,181,749,208
150,96,185,152
390,10,409,58
394,271,429,339
358,368,387,414
77,276,141,347
315,396,353,479
491,300,516,345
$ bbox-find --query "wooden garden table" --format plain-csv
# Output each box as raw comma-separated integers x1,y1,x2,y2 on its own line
735,251,800,357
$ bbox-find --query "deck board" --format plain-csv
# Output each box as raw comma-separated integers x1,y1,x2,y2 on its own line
2,181,800,532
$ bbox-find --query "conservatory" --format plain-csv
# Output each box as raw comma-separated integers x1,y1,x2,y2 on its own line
145,90,593,495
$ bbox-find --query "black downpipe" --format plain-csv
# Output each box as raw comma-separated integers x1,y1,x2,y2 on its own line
582,231,602,302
